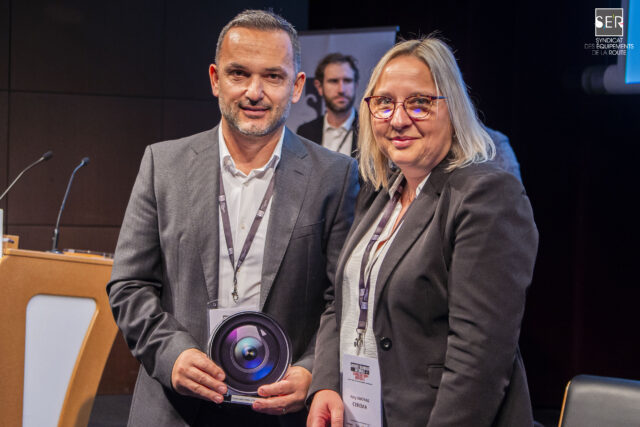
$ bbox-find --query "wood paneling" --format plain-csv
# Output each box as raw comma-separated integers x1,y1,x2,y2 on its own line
0,91,7,213
163,2,223,100
163,1,308,99
0,0,8,90
11,0,164,96
7,92,162,228
162,98,220,141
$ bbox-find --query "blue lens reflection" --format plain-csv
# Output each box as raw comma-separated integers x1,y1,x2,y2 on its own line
234,336,263,369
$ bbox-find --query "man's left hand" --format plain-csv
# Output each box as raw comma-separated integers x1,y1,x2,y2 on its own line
251,366,312,415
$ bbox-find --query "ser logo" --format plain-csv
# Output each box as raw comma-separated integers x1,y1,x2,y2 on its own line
595,8,624,36
350,362,370,382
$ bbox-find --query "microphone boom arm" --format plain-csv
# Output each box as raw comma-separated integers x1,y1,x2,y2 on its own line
0,151,53,201
51,157,89,253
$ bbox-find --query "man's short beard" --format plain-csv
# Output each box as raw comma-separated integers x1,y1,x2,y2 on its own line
324,94,355,114
220,98,292,137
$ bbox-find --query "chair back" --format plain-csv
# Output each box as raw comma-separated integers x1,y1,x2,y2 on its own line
559,374,640,427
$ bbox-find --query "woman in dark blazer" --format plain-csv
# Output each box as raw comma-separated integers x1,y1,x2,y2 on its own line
307,37,538,427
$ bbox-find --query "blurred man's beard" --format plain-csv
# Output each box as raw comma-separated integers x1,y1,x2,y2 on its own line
324,94,355,114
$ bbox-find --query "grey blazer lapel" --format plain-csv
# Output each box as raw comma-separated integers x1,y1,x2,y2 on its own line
373,165,449,313
260,128,309,309
188,127,220,303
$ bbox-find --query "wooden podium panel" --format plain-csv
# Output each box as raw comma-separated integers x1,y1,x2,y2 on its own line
0,247,116,427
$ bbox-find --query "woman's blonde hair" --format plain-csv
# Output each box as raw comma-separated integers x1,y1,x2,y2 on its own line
358,36,495,189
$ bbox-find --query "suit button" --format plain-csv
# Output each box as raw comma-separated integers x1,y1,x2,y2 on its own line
380,337,392,351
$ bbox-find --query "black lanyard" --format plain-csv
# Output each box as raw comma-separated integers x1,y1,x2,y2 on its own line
335,128,353,154
354,178,406,349
218,168,276,303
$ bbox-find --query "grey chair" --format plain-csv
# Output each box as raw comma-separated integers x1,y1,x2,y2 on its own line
558,374,640,427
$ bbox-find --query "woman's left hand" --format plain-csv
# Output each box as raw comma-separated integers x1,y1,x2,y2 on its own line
307,389,344,427
251,366,312,415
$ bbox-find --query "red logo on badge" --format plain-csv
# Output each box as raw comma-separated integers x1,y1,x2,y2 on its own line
350,362,370,382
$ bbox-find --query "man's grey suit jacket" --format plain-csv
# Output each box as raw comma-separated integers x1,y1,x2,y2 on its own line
107,126,358,426
309,161,538,427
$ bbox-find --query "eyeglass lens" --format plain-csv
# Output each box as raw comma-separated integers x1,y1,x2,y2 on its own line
369,96,434,119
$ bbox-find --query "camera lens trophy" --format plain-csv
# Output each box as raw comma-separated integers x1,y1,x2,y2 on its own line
207,311,291,405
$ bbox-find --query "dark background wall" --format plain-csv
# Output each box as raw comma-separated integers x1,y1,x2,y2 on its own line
2,0,639,412
0,0,307,252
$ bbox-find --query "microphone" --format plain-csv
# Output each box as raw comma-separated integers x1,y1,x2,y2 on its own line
0,151,53,201
50,157,90,253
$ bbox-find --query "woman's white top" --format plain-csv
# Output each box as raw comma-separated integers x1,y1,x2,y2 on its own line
339,173,429,364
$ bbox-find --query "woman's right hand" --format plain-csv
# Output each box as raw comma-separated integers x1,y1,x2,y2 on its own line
307,389,344,427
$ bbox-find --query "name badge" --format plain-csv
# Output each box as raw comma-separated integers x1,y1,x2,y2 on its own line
341,353,383,427
207,302,258,336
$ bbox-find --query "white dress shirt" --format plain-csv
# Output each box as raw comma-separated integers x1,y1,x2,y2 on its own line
340,173,430,363
322,109,355,156
217,126,284,309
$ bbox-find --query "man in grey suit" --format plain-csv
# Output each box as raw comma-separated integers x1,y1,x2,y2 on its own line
107,10,358,426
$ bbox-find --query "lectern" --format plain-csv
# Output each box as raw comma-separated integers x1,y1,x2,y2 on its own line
0,242,116,427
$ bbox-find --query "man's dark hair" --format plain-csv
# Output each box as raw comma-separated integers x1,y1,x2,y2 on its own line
216,9,301,73
315,53,359,84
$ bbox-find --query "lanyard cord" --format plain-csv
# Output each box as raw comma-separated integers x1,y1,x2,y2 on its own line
335,127,353,154
218,168,276,303
354,177,406,349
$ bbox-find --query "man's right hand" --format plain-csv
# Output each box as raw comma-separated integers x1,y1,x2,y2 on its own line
307,389,344,427
171,348,227,403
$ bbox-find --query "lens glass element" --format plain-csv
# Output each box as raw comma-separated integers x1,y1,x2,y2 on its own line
233,336,264,369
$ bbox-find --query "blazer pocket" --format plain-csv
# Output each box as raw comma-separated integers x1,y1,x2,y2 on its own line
290,220,324,240
427,364,444,388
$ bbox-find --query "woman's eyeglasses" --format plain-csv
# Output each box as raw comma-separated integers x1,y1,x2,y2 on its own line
364,95,446,120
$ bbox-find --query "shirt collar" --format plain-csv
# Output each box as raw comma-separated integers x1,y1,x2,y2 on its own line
218,125,284,177
388,172,431,198
323,108,356,133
